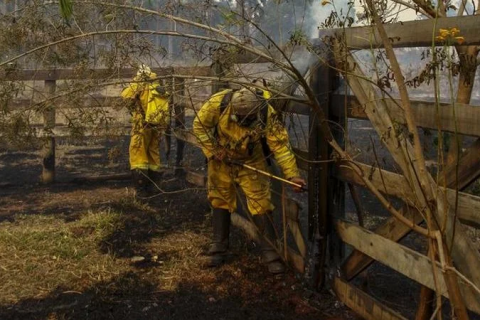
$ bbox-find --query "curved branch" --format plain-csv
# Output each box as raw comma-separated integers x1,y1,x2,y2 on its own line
390,0,431,17
76,1,294,73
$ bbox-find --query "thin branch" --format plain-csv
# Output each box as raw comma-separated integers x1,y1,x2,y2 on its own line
458,0,469,16
411,0,442,17
390,0,431,17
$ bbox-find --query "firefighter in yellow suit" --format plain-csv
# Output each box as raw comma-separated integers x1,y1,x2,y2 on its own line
193,86,306,273
121,64,169,199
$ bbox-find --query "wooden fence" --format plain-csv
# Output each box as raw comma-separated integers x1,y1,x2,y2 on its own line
2,13,480,319
321,14,480,319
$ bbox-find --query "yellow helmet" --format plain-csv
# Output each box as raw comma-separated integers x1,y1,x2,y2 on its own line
135,64,155,81
231,87,263,116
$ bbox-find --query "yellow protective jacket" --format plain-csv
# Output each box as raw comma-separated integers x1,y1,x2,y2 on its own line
193,89,300,180
121,75,170,127
121,75,169,172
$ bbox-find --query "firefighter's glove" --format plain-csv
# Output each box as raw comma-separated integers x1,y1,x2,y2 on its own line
289,176,307,193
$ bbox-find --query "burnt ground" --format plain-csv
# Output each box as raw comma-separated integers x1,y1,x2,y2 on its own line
2,119,479,320
0,135,357,320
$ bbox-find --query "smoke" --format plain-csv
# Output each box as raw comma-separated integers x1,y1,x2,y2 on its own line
282,0,356,82
306,0,355,38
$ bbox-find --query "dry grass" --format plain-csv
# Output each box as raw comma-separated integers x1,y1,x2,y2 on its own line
0,191,215,307
0,174,354,319
0,209,130,304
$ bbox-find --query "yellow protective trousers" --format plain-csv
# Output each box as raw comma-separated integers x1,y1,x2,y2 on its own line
129,116,162,172
207,157,273,216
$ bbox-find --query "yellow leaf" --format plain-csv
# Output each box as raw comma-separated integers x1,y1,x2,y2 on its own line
435,36,445,41
440,32,449,38
450,27,460,36
321,0,331,6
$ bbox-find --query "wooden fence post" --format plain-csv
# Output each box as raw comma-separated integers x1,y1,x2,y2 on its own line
327,62,345,268
174,77,186,176
41,79,56,183
304,57,332,290
212,51,229,94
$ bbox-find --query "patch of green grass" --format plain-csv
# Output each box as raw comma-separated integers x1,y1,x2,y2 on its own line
0,209,130,304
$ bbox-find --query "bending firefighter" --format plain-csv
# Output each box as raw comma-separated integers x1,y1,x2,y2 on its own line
121,64,170,199
193,86,306,274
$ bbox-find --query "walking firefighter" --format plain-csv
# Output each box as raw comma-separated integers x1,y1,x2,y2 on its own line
121,64,170,199
193,85,306,274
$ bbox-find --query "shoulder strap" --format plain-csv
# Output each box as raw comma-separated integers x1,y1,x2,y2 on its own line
255,90,272,165
213,90,234,140
219,90,234,115
259,99,268,129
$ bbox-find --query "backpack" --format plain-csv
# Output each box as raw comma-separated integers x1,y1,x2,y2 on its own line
145,85,169,126
217,89,273,165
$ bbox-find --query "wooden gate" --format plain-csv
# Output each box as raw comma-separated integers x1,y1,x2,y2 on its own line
320,14,480,319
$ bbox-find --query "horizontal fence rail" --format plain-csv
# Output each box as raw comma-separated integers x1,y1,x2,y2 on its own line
331,94,480,137
0,66,212,81
318,15,480,49
335,160,480,228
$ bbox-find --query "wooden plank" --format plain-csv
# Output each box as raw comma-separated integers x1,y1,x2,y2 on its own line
336,161,480,228
0,66,211,81
234,52,277,64
289,221,307,257
336,220,480,314
280,101,310,115
337,220,446,294
440,138,480,189
171,66,212,77
332,94,480,137
10,94,310,119
335,46,480,294
340,137,480,281
453,192,480,229
333,277,408,320
342,208,423,280
9,95,202,112
6,96,121,110
318,15,480,49
272,185,307,258
336,161,412,203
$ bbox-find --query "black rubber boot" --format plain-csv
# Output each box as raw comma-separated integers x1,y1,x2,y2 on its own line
132,169,150,199
148,170,163,195
206,208,231,267
252,213,285,274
